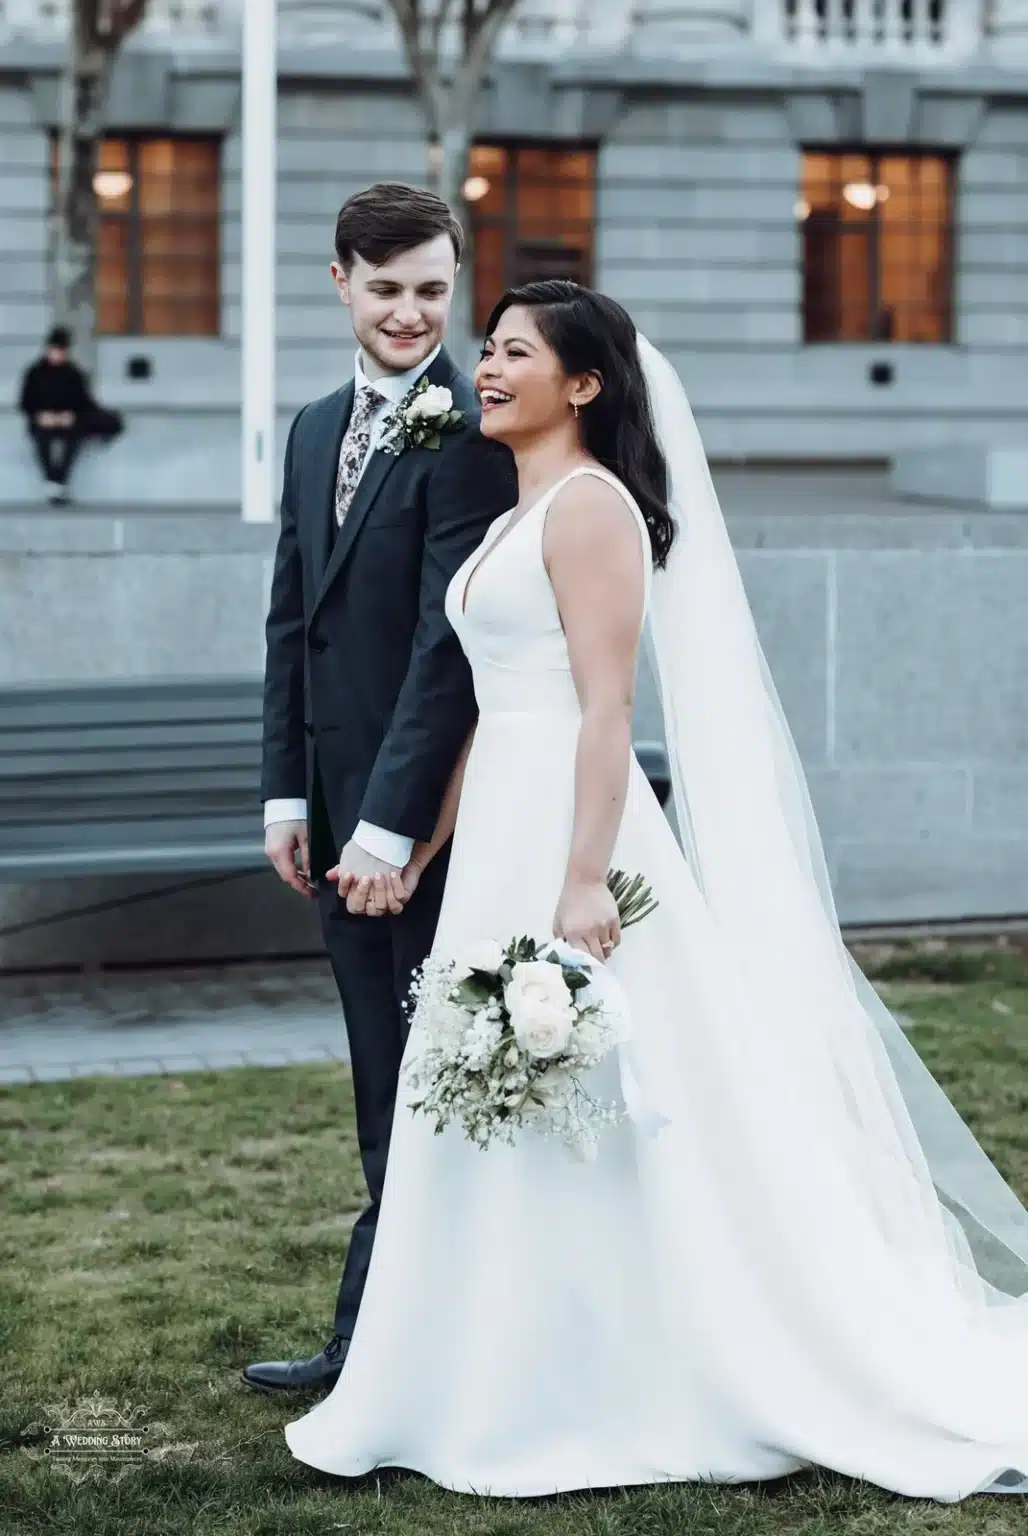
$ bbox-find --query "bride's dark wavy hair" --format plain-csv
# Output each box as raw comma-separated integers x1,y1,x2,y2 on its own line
483,280,675,568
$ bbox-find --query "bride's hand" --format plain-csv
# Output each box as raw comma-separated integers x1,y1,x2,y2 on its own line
374,848,430,916
553,876,620,964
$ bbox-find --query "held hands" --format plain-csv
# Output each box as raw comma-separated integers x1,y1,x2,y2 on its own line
553,874,621,964
327,840,429,917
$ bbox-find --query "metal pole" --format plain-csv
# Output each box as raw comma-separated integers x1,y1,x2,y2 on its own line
241,0,276,523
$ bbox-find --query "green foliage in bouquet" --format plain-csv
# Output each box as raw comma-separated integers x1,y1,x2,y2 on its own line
607,868,659,930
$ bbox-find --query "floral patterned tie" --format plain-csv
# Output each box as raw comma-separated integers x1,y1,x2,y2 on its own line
335,385,381,527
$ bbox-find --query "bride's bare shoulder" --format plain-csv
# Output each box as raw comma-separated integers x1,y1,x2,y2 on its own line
543,469,643,566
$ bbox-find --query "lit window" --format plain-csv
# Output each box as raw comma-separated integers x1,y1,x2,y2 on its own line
466,144,596,334
800,151,953,343
53,136,221,337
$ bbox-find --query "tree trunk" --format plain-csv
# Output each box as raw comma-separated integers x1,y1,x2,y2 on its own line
391,1,521,368
51,1,149,374
53,34,115,377
437,118,476,369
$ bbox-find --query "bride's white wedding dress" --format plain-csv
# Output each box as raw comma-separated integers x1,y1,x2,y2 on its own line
286,461,1028,1501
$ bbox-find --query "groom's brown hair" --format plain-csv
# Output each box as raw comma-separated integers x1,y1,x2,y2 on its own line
334,183,464,272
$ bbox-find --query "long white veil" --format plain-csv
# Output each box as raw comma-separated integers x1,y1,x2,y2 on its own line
637,334,1028,1303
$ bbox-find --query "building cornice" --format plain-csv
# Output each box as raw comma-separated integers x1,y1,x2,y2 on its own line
3,36,1027,137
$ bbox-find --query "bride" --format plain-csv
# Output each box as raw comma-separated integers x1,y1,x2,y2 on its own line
285,280,1028,1500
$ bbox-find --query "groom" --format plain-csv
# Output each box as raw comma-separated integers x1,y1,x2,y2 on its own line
245,183,516,1393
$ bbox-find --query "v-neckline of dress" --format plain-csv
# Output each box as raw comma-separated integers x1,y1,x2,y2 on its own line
460,507,522,618
460,466,628,619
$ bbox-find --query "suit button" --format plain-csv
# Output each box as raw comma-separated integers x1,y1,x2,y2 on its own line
309,635,327,654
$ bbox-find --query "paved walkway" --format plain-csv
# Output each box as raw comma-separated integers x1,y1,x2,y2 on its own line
0,950,923,1088
0,960,349,1084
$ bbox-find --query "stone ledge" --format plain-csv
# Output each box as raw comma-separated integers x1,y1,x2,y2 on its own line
892,446,1028,509
6,471,1028,549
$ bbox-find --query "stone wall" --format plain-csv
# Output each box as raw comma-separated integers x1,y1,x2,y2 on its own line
2,471,1025,963
958,104,1028,351
0,81,49,380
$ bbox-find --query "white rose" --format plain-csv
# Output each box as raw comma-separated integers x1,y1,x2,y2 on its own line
460,939,506,977
408,384,453,422
505,960,573,1017
513,1003,575,1059
505,961,575,1059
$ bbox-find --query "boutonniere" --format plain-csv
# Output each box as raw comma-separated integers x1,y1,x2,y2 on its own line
380,377,464,455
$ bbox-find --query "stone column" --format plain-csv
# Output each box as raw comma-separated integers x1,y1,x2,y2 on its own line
631,0,751,47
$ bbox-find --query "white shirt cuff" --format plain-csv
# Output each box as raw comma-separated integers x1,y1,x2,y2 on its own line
264,798,307,827
353,820,414,869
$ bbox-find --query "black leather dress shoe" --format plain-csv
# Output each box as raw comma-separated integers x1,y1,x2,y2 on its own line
242,1333,350,1393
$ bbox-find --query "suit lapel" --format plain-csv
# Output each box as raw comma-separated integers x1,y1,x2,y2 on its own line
310,347,463,619
310,381,353,591
311,444,404,619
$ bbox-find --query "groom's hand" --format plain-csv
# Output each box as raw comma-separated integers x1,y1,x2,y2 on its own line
330,842,402,916
265,819,314,898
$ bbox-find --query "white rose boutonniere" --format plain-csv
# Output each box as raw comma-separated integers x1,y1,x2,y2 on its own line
380,376,464,455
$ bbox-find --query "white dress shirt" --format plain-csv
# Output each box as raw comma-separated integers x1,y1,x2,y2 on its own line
264,344,443,869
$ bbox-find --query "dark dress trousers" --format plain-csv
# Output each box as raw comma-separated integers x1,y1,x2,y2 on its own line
261,347,517,1339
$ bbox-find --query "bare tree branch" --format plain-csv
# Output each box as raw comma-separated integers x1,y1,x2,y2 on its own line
392,0,444,133
430,0,457,61
385,0,520,356
52,0,150,363
460,0,519,81
92,0,149,43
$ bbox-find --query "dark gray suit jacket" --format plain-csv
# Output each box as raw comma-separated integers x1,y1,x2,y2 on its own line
261,347,517,878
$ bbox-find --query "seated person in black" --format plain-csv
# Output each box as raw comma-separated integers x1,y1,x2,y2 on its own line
19,326,122,503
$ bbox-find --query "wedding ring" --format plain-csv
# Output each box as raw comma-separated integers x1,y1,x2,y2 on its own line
601,940,614,953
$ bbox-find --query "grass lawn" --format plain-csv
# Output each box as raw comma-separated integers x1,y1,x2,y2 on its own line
1,939,1027,1536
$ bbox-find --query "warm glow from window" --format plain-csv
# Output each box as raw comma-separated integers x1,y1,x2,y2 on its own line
842,181,891,211
842,181,877,211
55,136,222,337
93,170,134,200
802,150,953,344
467,143,597,333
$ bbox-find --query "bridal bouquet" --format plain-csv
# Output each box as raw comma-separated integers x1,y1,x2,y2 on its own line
405,870,658,1157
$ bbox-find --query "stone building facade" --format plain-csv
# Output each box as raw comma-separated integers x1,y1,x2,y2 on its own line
0,0,1026,942
1,0,1027,500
